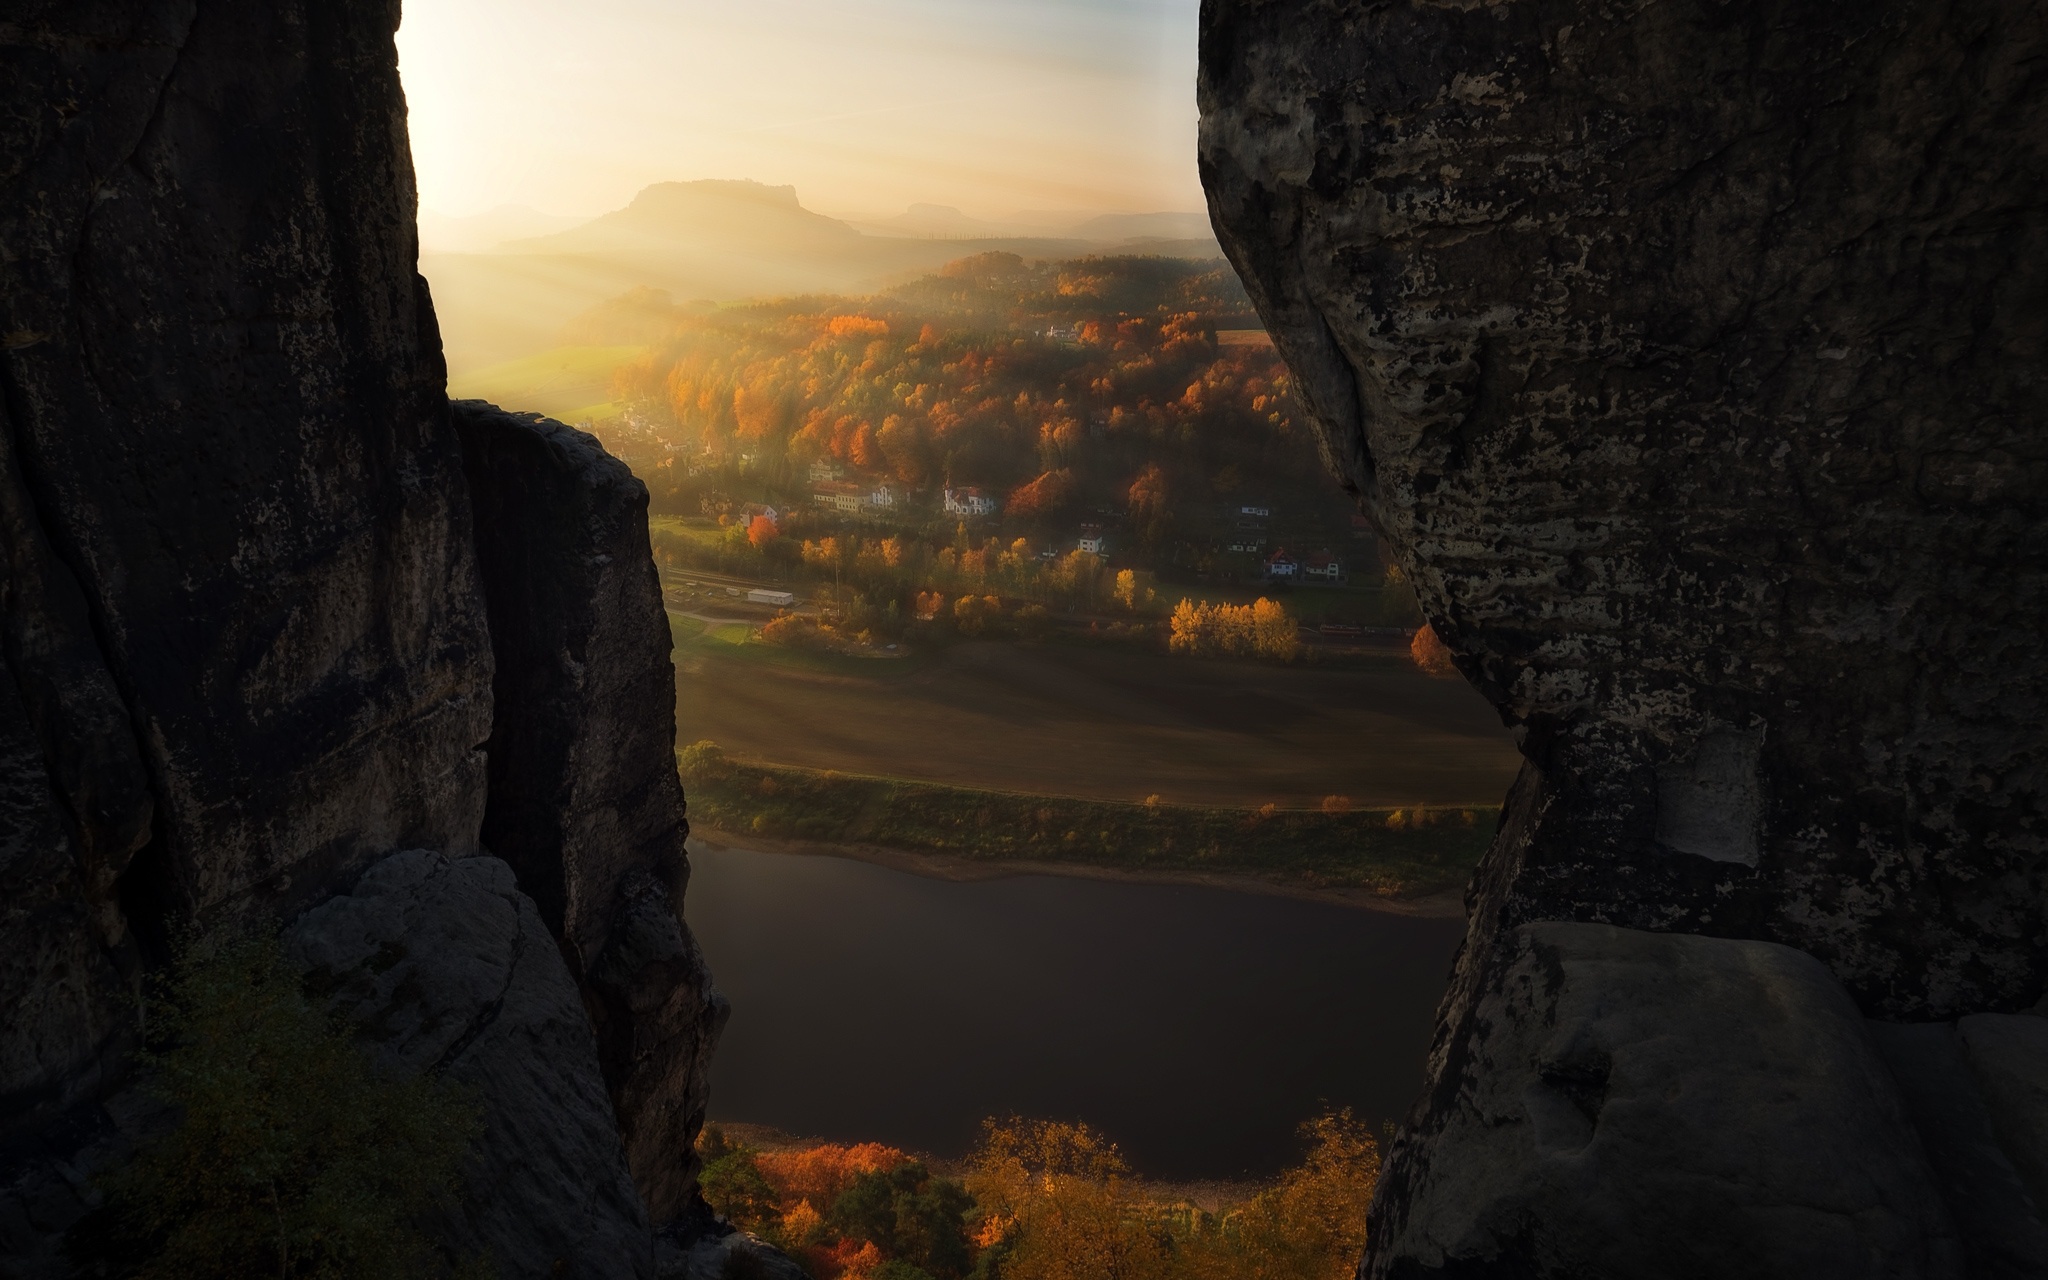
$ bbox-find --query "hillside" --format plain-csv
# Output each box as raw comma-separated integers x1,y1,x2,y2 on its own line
422,180,1224,370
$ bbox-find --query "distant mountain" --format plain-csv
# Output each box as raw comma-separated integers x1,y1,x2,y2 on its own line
502,180,861,257
1070,211,1217,242
422,181,1227,372
417,204,585,252
860,203,999,239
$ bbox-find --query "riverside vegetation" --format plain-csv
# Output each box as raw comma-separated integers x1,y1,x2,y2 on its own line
698,1112,1379,1280
679,741,1495,901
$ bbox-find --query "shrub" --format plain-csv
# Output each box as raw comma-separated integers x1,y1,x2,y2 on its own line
760,615,834,649
78,930,482,1279
1409,623,1457,677
678,739,729,779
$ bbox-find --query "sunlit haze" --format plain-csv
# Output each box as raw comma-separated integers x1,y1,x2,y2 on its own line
396,0,1205,223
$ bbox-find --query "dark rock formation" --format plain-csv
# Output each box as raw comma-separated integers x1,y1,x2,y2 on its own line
1387,923,1965,1277
454,400,726,1223
287,850,654,1280
0,2,724,1273
1199,0,2046,1273
0,0,490,1146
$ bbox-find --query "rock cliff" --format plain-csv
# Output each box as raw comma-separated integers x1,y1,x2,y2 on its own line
1199,0,2046,1273
0,1,723,1274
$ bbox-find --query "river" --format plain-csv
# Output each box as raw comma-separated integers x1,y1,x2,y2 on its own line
684,844,1466,1179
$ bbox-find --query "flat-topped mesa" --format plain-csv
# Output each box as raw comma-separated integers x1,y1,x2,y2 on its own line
0,3,726,1274
1200,0,2046,1274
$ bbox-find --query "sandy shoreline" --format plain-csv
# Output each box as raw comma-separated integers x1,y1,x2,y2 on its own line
686,827,1469,919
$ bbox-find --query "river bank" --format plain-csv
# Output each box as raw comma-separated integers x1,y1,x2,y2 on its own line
680,742,1493,905
688,828,1469,918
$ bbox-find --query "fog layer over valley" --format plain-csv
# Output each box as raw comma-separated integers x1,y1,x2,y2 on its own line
422,180,1224,371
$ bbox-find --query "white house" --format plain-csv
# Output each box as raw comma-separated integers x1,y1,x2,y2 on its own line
1303,551,1344,582
1265,549,1300,579
1077,523,1106,554
944,486,998,517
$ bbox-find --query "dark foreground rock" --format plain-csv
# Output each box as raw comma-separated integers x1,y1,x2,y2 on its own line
1377,923,1965,1278
455,401,727,1223
1199,0,2047,1273
286,850,654,1279
0,1,728,1273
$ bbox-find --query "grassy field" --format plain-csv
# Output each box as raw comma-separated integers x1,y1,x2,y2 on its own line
445,344,639,422
680,743,1493,900
672,625,1520,810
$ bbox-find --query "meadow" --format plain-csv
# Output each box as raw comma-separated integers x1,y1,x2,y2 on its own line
672,624,1519,812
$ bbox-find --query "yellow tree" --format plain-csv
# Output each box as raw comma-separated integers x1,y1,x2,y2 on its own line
1114,570,1138,611
1252,598,1298,659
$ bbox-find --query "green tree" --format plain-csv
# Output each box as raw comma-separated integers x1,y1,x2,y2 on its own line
701,1146,782,1232
831,1161,975,1279
79,930,482,1279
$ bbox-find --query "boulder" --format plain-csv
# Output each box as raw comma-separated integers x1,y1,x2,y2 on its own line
1956,1014,2048,1220
285,849,654,1279
1370,922,1963,1279
659,1227,811,1280
1869,1020,2048,1278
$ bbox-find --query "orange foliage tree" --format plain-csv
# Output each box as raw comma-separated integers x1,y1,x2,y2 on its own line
1409,623,1457,677
748,514,779,549
1006,468,1076,518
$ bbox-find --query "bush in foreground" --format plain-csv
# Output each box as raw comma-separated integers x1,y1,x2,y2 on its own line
76,930,483,1279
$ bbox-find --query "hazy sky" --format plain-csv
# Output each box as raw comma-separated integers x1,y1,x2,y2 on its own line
396,0,1206,221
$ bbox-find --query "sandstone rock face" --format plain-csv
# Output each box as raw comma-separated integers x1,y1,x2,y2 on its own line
455,401,726,1224
0,0,490,1035
1374,923,1964,1278
1199,0,2046,1272
0,1,724,1270
287,851,654,1280
1199,0,2046,1018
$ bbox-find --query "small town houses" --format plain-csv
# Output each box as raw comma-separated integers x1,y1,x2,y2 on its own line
1264,548,1344,583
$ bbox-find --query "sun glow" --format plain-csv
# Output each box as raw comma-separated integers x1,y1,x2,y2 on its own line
395,0,1205,223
